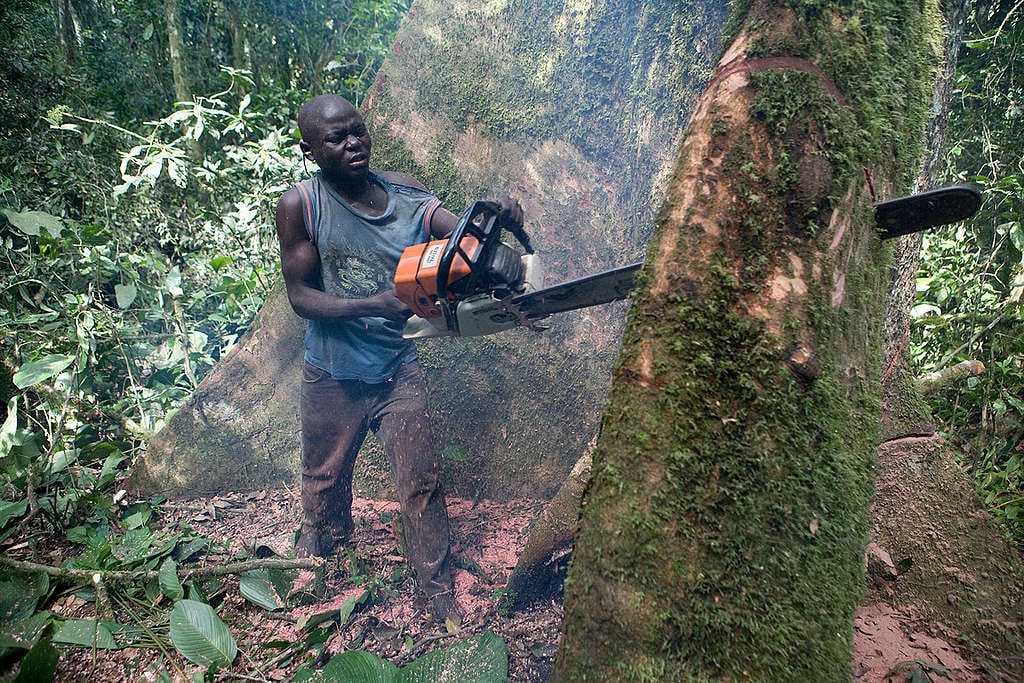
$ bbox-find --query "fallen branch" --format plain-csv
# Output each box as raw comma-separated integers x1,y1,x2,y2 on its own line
392,630,460,667
0,554,320,585
916,359,986,396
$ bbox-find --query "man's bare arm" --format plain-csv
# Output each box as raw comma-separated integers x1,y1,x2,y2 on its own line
275,188,411,321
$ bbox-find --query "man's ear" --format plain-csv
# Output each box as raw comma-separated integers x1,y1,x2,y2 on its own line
299,140,312,157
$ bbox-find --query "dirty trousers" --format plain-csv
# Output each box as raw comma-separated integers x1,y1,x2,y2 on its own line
300,360,453,599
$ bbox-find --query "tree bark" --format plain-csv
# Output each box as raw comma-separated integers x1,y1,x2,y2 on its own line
164,0,192,105
53,0,78,64
505,450,592,609
556,0,941,678
867,3,1024,680
134,0,730,501
879,0,973,441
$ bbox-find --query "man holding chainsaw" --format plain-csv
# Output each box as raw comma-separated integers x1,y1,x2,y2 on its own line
274,94,522,625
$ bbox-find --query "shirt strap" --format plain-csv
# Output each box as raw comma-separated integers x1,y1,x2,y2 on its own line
295,182,315,241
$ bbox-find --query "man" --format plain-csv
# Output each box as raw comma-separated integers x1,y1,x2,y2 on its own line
274,94,522,625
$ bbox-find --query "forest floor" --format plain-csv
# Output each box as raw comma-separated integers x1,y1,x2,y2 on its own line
49,486,992,682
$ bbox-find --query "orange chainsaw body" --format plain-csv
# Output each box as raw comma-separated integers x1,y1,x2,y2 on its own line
394,236,480,319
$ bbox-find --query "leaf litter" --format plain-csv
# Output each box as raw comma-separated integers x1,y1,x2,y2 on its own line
52,489,562,682
43,485,991,681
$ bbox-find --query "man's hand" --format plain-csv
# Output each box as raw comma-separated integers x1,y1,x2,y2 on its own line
494,195,524,228
366,289,413,321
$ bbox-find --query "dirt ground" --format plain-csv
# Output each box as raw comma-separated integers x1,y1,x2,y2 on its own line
49,487,998,682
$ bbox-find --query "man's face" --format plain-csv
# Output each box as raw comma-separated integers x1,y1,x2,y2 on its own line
302,103,372,182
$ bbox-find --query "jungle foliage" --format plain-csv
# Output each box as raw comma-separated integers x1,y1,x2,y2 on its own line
913,0,1024,545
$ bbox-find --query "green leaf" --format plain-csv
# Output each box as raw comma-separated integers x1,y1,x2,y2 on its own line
44,448,80,476
12,633,58,683
3,209,64,238
299,606,342,633
319,650,400,682
53,619,119,649
168,599,237,668
1007,222,1024,252
0,398,18,457
338,594,360,627
239,570,284,611
303,632,509,683
114,283,138,309
172,537,208,563
209,255,233,271
165,267,183,298
13,355,75,389
441,445,469,462
0,575,48,622
0,500,28,529
159,559,185,602
401,631,508,682
0,611,52,650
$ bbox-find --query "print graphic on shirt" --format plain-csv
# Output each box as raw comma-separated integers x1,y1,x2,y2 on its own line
323,242,392,298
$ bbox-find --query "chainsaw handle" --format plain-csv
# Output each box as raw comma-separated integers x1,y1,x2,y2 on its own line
435,200,533,300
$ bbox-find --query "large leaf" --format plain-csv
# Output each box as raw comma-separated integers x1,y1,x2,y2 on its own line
114,283,138,309
12,634,58,683
239,570,284,611
316,650,400,682
3,209,64,238
52,619,120,649
159,558,185,602
401,631,508,683
0,397,18,457
13,355,75,389
0,575,49,622
168,599,237,667
0,611,52,651
0,500,29,529
298,632,508,683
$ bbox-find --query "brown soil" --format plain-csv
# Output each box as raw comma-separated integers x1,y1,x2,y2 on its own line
47,486,1011,682
52,491,563,682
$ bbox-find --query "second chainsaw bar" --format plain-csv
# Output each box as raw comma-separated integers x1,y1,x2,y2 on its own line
875,185,981,240
508,186,982,320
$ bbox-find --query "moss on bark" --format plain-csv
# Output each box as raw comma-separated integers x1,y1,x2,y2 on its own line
556,0,943,678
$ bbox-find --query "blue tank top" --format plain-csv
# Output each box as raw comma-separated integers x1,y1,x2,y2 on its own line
295,171,441,382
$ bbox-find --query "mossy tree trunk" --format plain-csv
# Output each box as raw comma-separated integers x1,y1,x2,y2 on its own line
555,0,940,679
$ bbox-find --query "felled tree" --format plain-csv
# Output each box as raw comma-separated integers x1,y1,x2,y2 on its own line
555,0,944,677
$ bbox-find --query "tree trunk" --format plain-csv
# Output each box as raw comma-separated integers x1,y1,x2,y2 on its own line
556,0,941,678
53,0,78,64
218,0,249,85
879,0,973,441
133,0,730,501
164,0,191,105
867,2,1024,679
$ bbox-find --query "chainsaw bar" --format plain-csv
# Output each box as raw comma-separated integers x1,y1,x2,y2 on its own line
504,186,979,320
874,185,981,240
511,262,643,319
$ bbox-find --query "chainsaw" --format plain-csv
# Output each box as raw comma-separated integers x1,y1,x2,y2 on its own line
393,185,981,339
